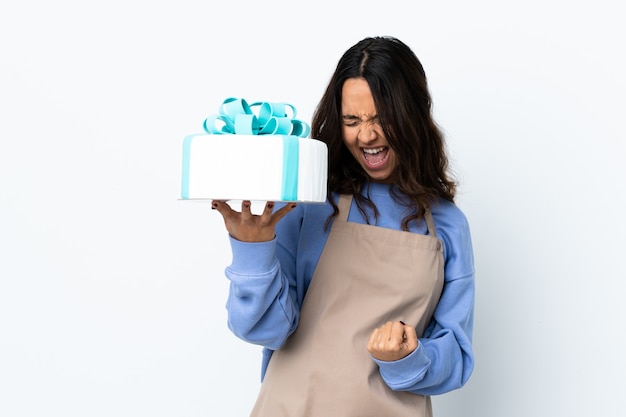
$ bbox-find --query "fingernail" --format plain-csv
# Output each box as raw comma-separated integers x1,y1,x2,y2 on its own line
211,202,217,209
399,321,406,325
243,203,250,209
290,203,297,208
267,203,274,209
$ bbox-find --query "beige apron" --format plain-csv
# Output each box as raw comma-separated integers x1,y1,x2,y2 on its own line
250,194,445,417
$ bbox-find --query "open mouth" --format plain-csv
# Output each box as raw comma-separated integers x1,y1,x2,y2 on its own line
361,146,389,168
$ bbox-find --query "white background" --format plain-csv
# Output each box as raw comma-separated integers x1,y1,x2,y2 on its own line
1,1,625,416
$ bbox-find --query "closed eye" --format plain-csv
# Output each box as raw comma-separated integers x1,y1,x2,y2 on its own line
342,116,361,127
342,115,379,127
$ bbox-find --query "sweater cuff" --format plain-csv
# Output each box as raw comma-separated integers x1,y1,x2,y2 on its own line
374,342,431,386
228,235,277,274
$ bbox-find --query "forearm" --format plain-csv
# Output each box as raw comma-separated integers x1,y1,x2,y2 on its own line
224,237,299,349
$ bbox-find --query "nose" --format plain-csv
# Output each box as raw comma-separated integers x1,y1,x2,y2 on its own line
357,122,378,144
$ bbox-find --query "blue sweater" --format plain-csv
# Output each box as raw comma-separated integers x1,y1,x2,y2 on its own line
224,182,475,395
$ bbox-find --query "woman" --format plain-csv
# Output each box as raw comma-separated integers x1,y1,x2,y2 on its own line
212,36,475,416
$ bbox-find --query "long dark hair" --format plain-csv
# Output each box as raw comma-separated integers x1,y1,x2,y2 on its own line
311,36,457,230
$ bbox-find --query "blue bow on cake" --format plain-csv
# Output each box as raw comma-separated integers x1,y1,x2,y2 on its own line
203,97,311,138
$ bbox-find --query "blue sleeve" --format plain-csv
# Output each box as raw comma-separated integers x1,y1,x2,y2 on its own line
372,206,475,395
223,205,304,350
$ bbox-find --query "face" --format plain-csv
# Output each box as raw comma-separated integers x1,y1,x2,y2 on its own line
341,78,397,182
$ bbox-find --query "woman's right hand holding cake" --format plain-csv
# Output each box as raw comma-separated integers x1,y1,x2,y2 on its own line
211,200,297,242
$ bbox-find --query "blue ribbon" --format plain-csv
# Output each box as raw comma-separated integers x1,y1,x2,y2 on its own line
201,98,310,201
281,136,299,201
181,135,194,200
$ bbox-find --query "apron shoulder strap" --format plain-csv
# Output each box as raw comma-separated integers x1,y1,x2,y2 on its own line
424,208,438,238
337,194,352,221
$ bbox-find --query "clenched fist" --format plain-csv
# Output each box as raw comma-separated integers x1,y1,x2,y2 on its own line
367,321,418,361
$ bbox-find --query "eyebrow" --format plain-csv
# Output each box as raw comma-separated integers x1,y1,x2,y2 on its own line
342,114,378,122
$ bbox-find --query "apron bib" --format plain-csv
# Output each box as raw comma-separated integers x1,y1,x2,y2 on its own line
250,195,445,417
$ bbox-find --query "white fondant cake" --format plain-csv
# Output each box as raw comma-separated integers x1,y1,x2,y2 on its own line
180,98,328,203
181,134,328,203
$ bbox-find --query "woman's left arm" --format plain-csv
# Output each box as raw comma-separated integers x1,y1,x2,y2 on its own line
372,206,476,395
373,273,474,395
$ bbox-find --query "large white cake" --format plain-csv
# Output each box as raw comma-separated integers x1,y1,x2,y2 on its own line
180,98,328,203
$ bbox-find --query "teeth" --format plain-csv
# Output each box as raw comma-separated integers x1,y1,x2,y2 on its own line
362,147,385,154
